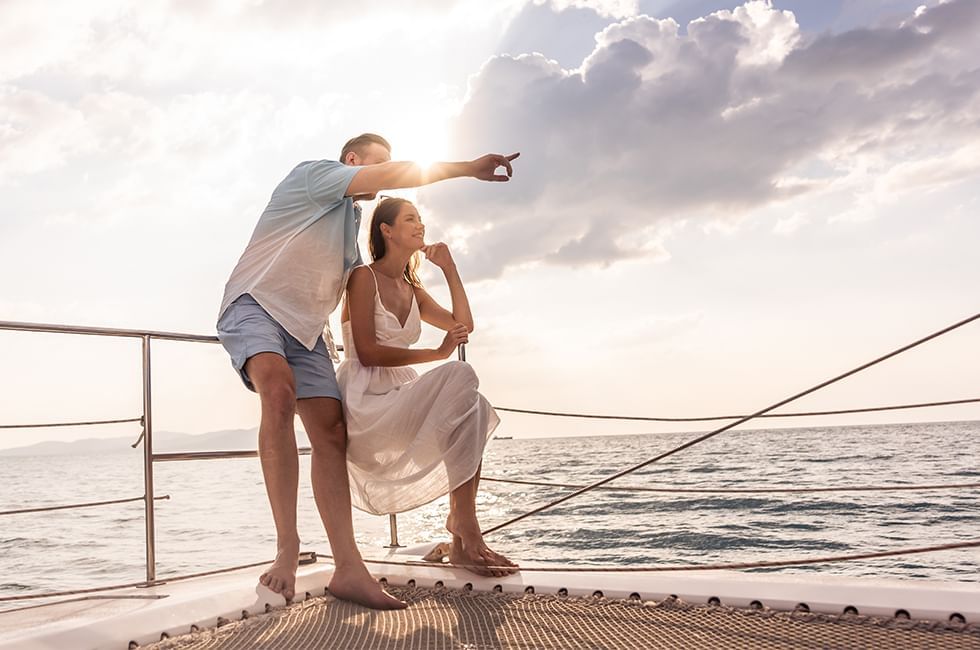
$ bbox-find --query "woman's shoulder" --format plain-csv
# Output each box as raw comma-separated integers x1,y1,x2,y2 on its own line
347,265,378,292
350,264,376,281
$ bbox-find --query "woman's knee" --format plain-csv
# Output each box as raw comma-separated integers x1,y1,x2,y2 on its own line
445,360,478,384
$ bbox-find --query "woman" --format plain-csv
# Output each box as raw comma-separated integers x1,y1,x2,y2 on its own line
338,197,518,577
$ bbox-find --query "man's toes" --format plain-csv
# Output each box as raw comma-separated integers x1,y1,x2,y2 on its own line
259,573,271,586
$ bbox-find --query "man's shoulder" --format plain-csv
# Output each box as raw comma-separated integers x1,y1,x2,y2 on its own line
274,160,351,198
296,158,342,169
287,159,342,178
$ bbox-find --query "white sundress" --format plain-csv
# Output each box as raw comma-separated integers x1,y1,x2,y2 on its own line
336,268,500,515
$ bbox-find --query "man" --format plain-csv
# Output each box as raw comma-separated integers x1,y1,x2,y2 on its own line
217,133,518,609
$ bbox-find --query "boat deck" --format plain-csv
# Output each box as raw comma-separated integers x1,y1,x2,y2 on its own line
3,544,979,649
150,584,980,650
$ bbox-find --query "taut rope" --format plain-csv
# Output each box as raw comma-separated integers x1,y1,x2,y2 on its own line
482,311,980,536
493,397,980,421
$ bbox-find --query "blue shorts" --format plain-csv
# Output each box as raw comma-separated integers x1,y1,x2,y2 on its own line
217,294,341,401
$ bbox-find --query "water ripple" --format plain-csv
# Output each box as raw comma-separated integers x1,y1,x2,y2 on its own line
1,420,978,598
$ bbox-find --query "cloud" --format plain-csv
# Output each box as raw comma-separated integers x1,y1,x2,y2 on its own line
540,0,639,19
773,211,808,235
418,0,980,279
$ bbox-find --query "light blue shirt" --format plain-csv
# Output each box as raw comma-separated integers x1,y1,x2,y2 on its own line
219,160,365,352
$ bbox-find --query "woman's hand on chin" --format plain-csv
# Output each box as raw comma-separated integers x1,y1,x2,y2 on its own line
421,242,455,271
437,323,469,358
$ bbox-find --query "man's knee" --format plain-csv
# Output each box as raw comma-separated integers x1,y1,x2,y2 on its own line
246,354,296,419
308,416,347,450
259,382,297,423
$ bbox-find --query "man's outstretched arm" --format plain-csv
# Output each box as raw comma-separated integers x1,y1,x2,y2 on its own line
345,152,519,197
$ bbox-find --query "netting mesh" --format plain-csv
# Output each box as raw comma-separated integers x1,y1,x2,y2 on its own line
148,586,980,650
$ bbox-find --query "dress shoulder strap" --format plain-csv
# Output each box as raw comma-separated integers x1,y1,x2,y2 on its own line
364,265,380,294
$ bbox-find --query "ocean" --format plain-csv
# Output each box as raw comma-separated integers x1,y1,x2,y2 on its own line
1,420,978,608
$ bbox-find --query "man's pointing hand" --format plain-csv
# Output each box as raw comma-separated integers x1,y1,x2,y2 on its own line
469,152,520,182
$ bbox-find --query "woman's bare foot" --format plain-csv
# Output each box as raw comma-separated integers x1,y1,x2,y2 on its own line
446,515,519,577
259,540,300,601
448,538,519,577
328,563,408,610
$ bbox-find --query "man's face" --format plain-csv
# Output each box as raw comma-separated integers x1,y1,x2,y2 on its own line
348,142,391,201
352,143,391,166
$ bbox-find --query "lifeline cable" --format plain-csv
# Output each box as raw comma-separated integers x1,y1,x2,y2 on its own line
357,538,980,573
479,477,980,494
493,397,980,422
482,310,980,536
3,539,977,603
0,495,170,517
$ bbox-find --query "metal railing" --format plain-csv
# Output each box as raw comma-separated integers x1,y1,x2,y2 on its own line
0,320,229,582
0,319,442,581
3,316,978,585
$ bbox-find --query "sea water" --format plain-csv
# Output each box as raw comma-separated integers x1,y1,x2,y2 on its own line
1,420,977,607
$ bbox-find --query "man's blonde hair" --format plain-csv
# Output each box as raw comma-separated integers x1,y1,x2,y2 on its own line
340,133,391,163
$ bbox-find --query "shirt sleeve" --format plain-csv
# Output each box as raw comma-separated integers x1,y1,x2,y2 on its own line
306,160,361,210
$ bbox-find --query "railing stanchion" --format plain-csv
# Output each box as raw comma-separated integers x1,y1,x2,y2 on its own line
142,335,157,582
386,514,403,548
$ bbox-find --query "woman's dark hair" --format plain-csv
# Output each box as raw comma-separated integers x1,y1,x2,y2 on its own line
369,197,423,288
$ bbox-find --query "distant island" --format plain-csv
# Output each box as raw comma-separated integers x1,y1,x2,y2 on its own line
0,428,302,457
0,429,531,457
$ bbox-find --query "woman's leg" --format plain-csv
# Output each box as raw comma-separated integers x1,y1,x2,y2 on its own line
446,463,519,577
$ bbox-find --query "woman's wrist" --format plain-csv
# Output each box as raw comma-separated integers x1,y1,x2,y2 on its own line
440,262,459,277
430,346,448,360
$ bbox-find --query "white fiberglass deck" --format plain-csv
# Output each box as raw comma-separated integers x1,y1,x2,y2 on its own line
2,544,978,650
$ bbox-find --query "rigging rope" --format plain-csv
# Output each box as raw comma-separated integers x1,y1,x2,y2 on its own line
2,540,976,603
357,539,980,573
482,311,980,536
493,397,980,422
0,562,268,603
479,477,980,494
0,416,142,430
0,495,170,517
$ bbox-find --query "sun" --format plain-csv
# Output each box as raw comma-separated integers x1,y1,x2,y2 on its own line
386,109,452,170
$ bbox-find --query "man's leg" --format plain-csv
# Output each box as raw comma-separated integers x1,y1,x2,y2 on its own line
244,352,301,601
296,397,407,609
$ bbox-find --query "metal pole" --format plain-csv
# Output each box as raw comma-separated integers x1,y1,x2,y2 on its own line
457,343,466,362
141,335,157,582
385,513,403,548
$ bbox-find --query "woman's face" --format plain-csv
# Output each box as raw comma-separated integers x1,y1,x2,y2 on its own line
385,203,426,252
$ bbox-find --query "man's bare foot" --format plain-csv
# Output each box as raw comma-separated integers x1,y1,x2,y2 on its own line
328,563,407,610
259,540,300,602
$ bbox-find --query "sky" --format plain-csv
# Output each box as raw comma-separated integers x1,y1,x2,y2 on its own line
1,0,979,450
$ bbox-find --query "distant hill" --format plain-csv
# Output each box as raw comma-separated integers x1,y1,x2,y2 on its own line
0,428,312,457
